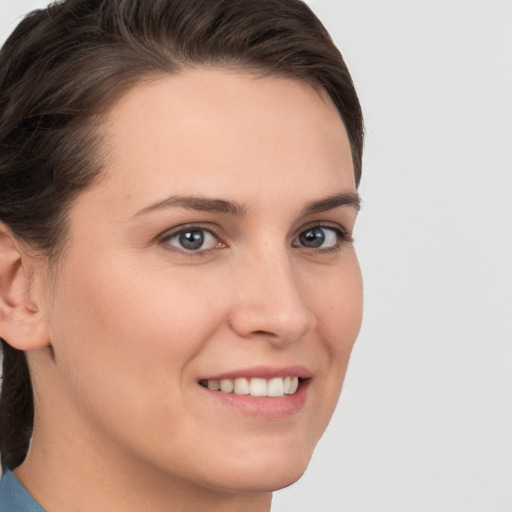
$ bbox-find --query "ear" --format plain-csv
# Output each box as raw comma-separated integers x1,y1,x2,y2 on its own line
0,223,50,351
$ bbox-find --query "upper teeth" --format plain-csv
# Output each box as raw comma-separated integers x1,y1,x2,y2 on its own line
202,376,299,397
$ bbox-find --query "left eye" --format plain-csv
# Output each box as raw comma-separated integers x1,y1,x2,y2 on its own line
164,229,221,251
294,226,341,249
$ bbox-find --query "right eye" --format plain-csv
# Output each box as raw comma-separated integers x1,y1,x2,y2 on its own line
162,227,224,252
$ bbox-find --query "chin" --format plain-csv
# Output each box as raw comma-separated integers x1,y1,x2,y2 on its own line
217,467,308,494
257,466,308,493
209,444,314,493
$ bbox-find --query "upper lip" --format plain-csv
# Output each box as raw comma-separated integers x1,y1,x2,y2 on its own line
200,365,313,381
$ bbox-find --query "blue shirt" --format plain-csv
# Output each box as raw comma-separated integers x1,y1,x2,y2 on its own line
0,471,45,512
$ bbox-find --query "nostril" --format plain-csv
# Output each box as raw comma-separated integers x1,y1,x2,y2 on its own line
252,330,278,337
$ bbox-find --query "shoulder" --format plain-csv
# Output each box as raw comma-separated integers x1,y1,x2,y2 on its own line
0,471,45,512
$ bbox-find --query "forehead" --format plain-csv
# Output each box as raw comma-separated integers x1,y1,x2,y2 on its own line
89,67,355,215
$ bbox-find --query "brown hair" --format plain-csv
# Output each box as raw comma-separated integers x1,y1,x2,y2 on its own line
0,0,364,470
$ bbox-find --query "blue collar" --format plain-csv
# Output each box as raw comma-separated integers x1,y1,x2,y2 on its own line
0,471,45,512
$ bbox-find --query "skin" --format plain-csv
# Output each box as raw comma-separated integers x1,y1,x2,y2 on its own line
2,68,362,511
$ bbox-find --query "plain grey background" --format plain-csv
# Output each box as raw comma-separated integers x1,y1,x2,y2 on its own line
1,1,511,511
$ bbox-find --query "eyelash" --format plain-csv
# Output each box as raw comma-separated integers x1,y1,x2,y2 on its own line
159,223,225,255
293,222,353,252
158,222,353,255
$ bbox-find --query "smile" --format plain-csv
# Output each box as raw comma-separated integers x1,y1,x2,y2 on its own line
199,376,300,397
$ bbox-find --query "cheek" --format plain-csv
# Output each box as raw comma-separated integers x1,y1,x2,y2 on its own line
47,251,223,413
310,255,363,356
305,256,363,416
45,251,234,477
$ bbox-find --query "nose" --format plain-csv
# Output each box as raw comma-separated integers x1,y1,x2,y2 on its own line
228,250,317,345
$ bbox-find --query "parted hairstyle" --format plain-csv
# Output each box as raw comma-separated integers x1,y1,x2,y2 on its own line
0,0,364,471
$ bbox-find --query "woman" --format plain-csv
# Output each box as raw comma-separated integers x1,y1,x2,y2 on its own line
0,0,364,510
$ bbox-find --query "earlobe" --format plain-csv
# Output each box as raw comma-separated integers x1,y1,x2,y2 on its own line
0,223,50,351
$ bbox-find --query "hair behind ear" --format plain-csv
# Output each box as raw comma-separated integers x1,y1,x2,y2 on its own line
0,340,33,471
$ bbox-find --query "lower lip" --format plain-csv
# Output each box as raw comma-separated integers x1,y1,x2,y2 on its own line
199,379,310,419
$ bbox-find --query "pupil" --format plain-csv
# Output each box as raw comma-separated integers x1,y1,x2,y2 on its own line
179,230,204,250
300,228,325,248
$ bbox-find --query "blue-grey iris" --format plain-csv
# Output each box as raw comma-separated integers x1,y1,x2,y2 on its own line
180,230,204,250
299,227,325,248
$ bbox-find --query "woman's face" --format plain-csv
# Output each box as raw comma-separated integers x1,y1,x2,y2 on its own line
40,68,362,492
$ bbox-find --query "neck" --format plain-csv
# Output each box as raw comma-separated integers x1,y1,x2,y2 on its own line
16,431,273,512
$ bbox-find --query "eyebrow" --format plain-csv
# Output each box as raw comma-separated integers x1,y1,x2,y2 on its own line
134,196,247,217
134,191,360,218
301,192,361,216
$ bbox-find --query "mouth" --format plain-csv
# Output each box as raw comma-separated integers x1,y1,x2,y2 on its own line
198,376,302,398
197,366,312,418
